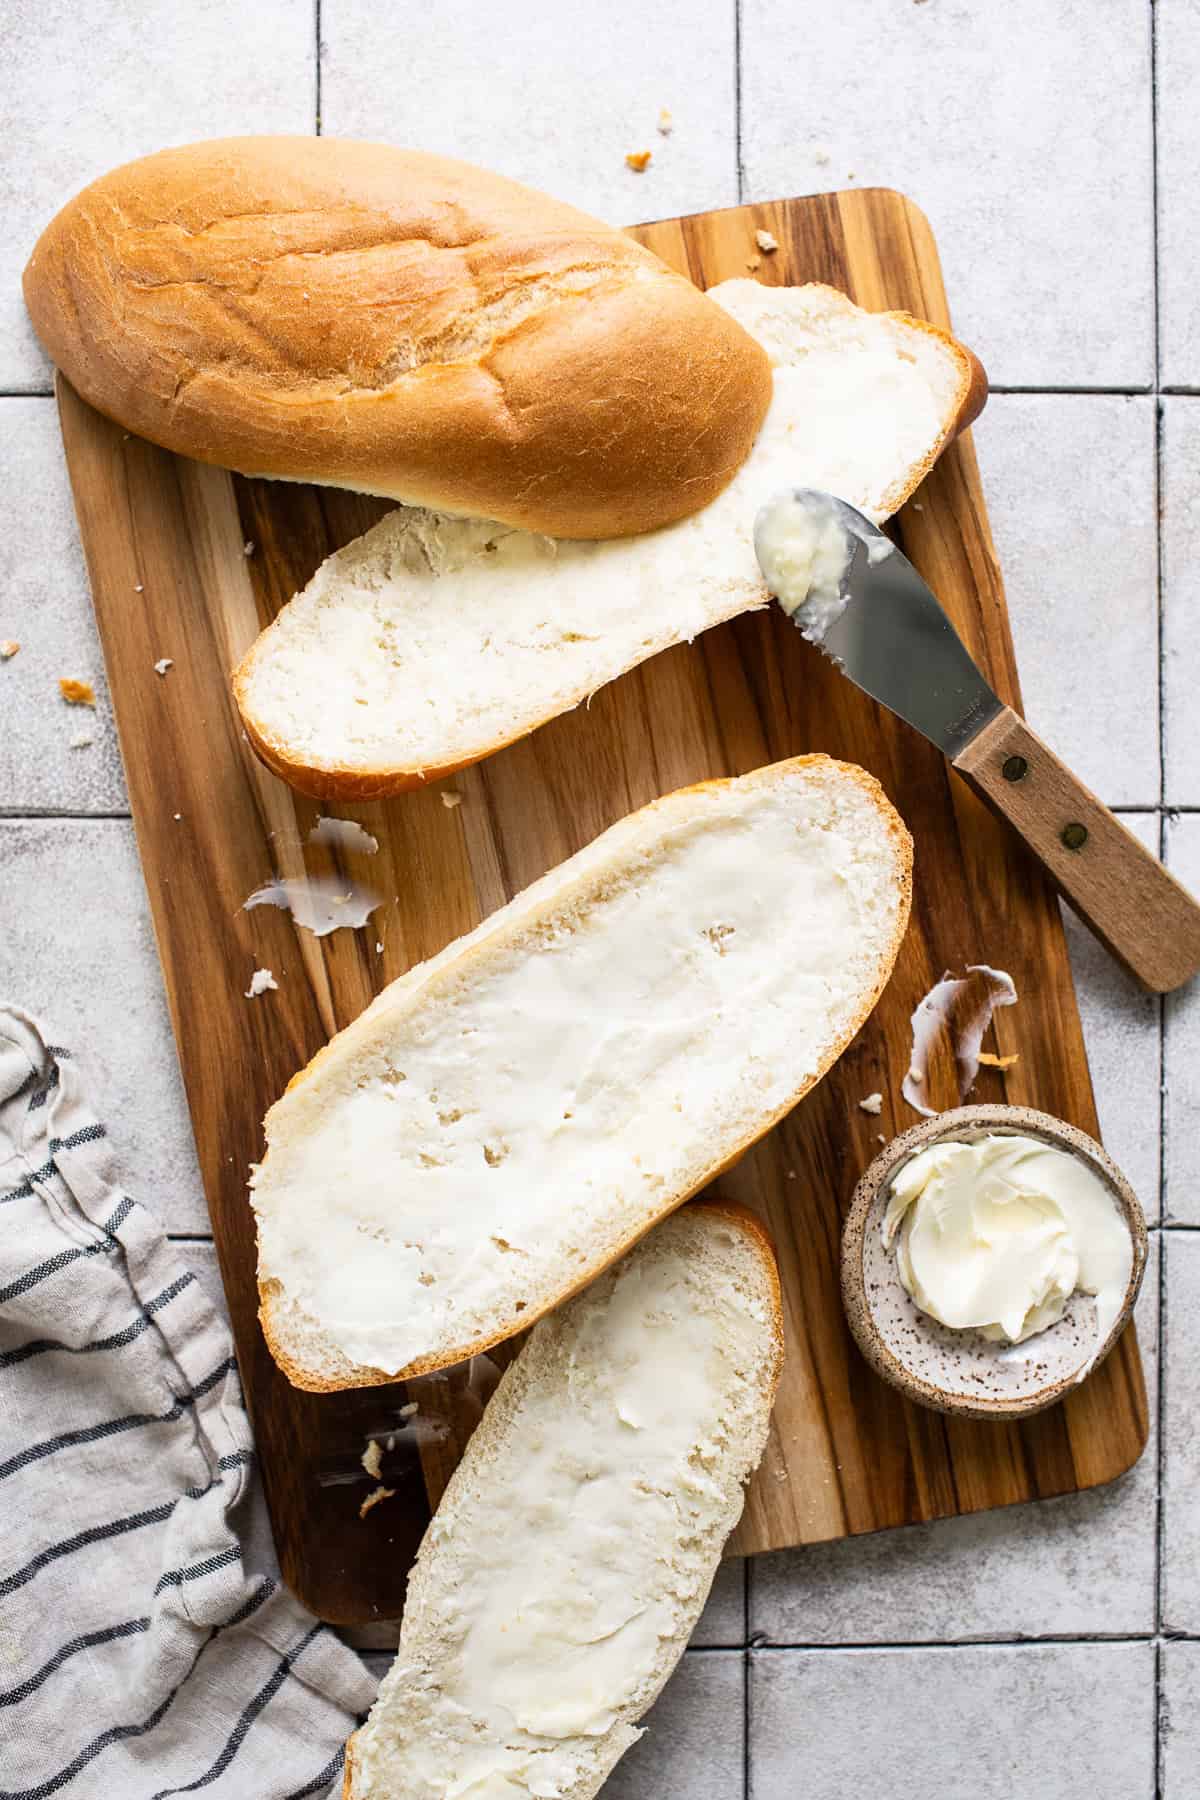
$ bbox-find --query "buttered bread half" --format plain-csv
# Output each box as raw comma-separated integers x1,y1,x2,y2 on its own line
252,755,911,1389
23,137,771,540
235,280,986,799
342,1201,783,1800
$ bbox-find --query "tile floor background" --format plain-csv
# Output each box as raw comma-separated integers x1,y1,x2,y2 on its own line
0,2,1197,1794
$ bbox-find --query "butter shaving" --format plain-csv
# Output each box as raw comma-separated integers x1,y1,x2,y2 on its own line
902,965,1018,1117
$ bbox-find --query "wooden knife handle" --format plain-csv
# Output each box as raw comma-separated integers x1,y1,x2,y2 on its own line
953,706,1200,993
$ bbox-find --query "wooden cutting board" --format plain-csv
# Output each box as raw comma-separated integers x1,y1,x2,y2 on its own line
56,187,1148,1626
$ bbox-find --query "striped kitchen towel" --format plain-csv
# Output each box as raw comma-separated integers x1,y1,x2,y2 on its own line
0,1008,375,1799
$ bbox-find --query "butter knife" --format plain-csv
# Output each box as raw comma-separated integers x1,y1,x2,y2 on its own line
754,488,1200,993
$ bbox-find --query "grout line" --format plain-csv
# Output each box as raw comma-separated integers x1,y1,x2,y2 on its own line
0,809,132,822
743,1552,752,1798
314,0,322,133
0,388,55,400
1151,10,1168,1781
733,0,745,203
749,1634,1161,1653
988,384,1154,397
742,1643,751,1800
1157,1637,1167,1800
1150,0,1162,395
167,1232,216,1243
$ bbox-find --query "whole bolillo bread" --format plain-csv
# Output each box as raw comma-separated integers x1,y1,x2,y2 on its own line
22,136,773,539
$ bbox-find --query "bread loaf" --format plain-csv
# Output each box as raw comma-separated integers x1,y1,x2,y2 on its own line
342,1200,783,1800
23,137,772,539
252,754,911,1389
234,280,986,800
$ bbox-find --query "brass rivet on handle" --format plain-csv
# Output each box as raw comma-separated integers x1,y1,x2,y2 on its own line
1002,755,1028,782
1062,822,1088,851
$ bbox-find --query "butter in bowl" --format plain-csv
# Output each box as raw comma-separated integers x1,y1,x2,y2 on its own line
841,1104,1147,1418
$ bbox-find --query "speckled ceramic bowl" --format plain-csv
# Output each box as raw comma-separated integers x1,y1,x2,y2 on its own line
841,1104,1148,1419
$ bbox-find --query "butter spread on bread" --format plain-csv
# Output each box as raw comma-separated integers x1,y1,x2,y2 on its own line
234,281,986,800
343,1201,783,1800
252,755,911,1388
23,137,771,541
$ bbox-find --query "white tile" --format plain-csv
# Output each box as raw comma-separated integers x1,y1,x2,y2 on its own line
751,1237,1158,1644
1161,1641,1200,1798
1162,400,1200,802
0,818,205,1233
973,395,1158,807
320,0,736,225
749,1643,1155,1800
1062,812,1162,1222
1158,1,1200,386
601,1652,744,1800
1163,1232,1200,1632
0,399,126,811
353,1650,744,1799
0,0,314,389
741,0,1154,387
1165,815,1200,1222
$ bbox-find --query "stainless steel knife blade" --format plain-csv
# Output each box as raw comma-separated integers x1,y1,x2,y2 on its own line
754,489,1003,760
752,486,1200,993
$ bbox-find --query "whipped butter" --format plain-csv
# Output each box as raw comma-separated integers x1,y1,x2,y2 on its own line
753,487,893,640
253,770,905,1376
355,1223,768,1799
882,1134,1133,1349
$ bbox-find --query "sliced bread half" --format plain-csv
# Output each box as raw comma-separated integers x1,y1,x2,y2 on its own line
253,754,911,1389
234,281,986,800
343,1199,784,1800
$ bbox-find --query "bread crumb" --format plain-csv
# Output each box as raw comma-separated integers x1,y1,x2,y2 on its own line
911,501,924,511
978,1050,1020,1070
361,1440,383,1479
154,658,173,676
907,1066,923,1084
59,678,95,707
243,540,255,557
625,150,652,173
359,1484,395,1519
398,1401,419,1420
0,640,19,660
245,968,278,999
375,940,384,955
786,1169,797,1181
859,1092,883,1115
657,106,673,135
134,583,144,594
847,171,857,180
173,812,182,821
877,1133,887,1145
69,732,94,750
813,147,830,165
441,791,463,809
755,228,779,253
746,256,762,271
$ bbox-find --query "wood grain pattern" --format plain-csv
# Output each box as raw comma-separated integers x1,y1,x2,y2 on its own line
55,187,1148,1625
955,705,1200,992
